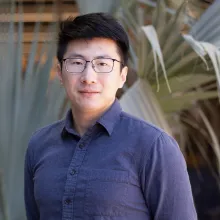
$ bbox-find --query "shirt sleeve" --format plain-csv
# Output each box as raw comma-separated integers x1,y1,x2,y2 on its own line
141,132,197,220
24,142,40,220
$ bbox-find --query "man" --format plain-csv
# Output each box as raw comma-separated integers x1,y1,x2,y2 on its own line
24,13,197,220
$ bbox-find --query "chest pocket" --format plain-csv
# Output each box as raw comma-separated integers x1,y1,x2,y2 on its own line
84,169,129,216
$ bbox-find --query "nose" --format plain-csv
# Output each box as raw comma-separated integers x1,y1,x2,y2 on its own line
80,62,97,84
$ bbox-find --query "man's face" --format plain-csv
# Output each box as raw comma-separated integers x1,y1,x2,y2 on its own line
57,38,128,113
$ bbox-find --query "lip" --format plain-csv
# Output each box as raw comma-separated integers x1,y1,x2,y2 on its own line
79,90,100,93
78,91,100,97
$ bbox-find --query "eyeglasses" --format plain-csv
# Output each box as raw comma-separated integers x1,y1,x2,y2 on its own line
62,58,124,74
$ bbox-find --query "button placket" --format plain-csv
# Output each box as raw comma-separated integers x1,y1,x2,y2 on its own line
62,196,73,220
65,198,72,205
62,131,93,220
70,169,76,175
79,143,84,149
78,131,91,149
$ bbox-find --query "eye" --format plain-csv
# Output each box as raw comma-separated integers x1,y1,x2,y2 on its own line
97,62,108,66
68,59,84,65
95,59,111,66
71,61,83,65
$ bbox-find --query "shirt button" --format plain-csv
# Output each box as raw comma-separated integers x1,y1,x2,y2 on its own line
79,143,85,149
70,169,76,175
65,198,72,205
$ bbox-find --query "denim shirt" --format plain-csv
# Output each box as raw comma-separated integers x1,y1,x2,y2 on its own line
24,99,197,220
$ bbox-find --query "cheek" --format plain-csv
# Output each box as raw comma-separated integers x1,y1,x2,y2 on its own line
63,76,78,93
63,74,77,86
100,74,121,91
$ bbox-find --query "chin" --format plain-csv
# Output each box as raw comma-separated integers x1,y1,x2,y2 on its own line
77,101,103,112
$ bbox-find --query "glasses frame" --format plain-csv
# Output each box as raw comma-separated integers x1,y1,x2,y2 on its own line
62,57,124,74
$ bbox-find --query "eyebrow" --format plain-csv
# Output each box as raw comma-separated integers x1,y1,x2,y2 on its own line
65,53,112,59
66,53,84,58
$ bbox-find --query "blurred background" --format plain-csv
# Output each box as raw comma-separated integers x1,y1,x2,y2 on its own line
0,0,220,219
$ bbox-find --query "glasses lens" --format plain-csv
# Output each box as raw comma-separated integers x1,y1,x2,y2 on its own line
65,58,85,73
93,58,113,73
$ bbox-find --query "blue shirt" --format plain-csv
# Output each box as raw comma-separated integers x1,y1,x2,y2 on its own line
24,99,197,220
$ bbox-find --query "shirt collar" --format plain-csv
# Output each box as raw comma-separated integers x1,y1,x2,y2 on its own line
97,99,122,136
61,109,79,138
61,99,122,137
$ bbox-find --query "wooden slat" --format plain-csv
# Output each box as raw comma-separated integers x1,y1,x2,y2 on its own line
22,42,55,54
20,43,42,54
0,0,78,22
15,3,77,13
0,0,78,72
15,0,75,2
0,32,56,42
0,12,78,22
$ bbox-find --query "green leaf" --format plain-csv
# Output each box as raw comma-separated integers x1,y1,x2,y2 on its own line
142,25,171,92
152,74,216,95
159,91,218,113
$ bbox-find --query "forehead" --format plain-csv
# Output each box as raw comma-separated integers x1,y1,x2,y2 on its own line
65,38,120,59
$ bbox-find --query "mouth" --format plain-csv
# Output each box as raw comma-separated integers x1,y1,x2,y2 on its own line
78,90,100,97
79,91,100,94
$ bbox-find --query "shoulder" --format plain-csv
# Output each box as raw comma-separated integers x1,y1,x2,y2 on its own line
120,111,165,142
25,119,65,171
119,111,179,156
27,119,65,150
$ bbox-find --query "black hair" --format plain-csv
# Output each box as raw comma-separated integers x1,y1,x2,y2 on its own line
57,12,129,68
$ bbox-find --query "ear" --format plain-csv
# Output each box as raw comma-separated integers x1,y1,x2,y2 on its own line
57,63,63,84
119,66,128,88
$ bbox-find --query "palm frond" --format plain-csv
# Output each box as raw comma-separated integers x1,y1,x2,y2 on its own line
183,35,220,92
120,79,172,133
117,0,220,117
141,25,171,92
189,1,220,47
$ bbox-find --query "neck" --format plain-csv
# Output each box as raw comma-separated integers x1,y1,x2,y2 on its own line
71,100,115,136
